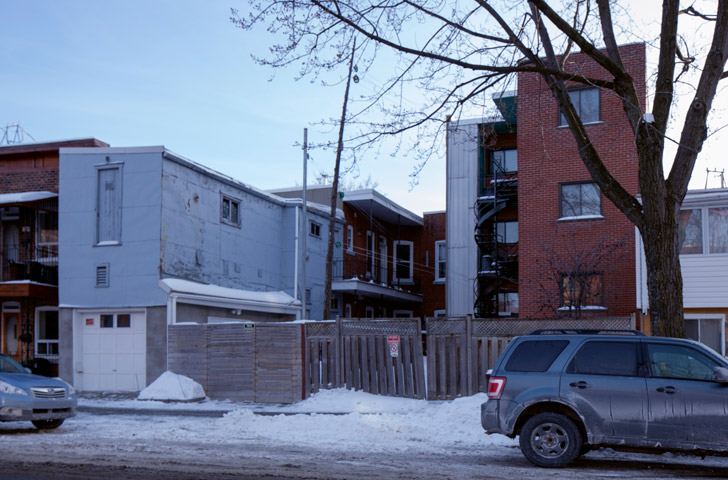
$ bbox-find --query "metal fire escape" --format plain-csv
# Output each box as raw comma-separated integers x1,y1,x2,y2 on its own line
473,163,518,318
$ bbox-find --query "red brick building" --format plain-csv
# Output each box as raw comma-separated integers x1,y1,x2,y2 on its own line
0,138,108,371
447,43,645,320
272,185,446,319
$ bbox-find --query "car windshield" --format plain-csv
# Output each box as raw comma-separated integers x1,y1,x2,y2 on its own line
0,355,27,374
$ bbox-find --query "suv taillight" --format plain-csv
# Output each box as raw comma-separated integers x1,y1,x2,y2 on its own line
487,376,506,399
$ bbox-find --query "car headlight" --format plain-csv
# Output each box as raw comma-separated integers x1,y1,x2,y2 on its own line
0,380,29,396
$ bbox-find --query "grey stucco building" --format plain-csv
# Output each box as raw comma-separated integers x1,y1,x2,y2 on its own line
58,146,342,392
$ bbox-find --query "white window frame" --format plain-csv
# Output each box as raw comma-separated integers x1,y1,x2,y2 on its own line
35,307,60,359
346,225,354,254
221,194,241,227
435,240,446,283
95,163,123,245
393,240,414,284
36,211,58,260
685,313,726,355
433,309,447,318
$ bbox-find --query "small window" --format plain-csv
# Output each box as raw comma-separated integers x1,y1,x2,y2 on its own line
393,240,413,282
559,88,600,126
647,343,719,381
568,341,638,376
95,264,109,288
346,225,354,252
495,221,518,244
709,207,728,254
365,306,374,318
435,240,446,282
221,195,241,227
561,272,603,308
117,314,131,328
496,292,518,315
96,166,122,244
505,340,569,372
310,221,321,238
36,310,59,356
679,209,703,254
560,182,601,218
37,212,59,258
685,317,724,355
490,149,517,174
100,314,114,328
345,304,352,318
305,288,312,305
330,297,339,312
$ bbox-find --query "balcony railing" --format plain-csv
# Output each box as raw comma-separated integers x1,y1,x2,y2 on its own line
333,256,422,293
1,246,58,285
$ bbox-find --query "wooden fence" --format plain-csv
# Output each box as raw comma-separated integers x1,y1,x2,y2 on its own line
168,322,304,404
169,316,634,403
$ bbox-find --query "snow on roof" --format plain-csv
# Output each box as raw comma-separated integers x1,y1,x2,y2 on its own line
159,278,300,307
0,191,57,205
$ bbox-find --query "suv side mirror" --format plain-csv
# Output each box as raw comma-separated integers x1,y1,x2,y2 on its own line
713,366,728,383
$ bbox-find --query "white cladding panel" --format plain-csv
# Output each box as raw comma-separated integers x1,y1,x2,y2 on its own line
446,122,480,316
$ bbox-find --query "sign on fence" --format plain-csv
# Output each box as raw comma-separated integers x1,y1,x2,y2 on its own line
387,335,400,357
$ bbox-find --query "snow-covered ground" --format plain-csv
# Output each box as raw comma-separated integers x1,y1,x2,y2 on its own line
1,373,728,479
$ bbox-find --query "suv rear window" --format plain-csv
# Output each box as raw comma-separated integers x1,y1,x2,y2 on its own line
504,340,569,372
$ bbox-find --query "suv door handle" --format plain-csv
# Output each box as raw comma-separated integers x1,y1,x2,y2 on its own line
569,381,591,389
656,386,678,395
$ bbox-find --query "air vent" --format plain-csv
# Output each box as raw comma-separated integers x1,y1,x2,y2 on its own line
95,264,109,287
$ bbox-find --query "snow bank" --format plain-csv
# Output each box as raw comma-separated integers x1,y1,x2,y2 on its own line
137,371,206,402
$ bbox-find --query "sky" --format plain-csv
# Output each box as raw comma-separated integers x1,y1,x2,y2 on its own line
0,2,725,219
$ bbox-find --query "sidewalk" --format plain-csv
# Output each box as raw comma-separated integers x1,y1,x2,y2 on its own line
77,391,410,418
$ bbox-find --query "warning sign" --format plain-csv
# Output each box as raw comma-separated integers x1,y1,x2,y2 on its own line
387,335,400,358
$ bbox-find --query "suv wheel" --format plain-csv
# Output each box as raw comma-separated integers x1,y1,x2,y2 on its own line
519,413,582,468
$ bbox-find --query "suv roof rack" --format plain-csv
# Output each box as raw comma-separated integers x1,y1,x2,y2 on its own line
528,329,646,336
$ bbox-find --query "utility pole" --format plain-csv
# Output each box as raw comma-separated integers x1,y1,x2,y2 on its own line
324,39,357,320
302,128,308,319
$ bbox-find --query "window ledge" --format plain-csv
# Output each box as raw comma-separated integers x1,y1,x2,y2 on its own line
557,121,604,129
95,241,121,247
346,249,356,256
557,306,607,311
393,279,414,286
433,279,446,285
557,215,605,222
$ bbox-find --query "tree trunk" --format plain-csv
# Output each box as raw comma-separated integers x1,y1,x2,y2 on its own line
639,199,685,338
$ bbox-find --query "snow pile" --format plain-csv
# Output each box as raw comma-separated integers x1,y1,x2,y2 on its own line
137,371,206,402
215,391,516,454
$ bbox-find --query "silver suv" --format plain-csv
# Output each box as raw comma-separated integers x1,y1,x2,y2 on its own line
481,329,728,467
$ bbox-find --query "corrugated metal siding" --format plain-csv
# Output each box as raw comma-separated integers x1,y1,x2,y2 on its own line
446,122,479,316
682,255,728,308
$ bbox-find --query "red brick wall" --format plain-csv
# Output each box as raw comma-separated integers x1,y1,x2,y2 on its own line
0,153,60,193
517,43,645,318
420,212,446,317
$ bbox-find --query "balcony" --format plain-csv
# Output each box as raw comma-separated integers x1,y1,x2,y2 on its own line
1,247,58,285
332,257,423,303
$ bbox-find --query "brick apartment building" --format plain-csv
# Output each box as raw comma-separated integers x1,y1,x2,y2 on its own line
447,43,645,320
0,138,108,372
272,185,446,319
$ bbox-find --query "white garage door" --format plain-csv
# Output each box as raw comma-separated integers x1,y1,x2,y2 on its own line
78,312,146,392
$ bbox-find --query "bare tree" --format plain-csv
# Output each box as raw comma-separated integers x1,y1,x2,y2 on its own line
535,231,627,319
232,1,728,337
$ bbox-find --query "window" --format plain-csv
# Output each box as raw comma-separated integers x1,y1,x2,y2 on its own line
309,221,321,238
366,231,374,278
37,212,58,258
99,313,132,329
560,272,603,308
221,195,241,227
95,264,109,288
117,314,131,328
560,182,601,218
393,240,413,282
330,297,339,312
495,221,518,244
365,306,374,318
345,304,352,318
35,309,59,357
505,340,569,372
679,209,703,254
685,315,725,355
647,343,718,381
346,225,354,252
490,149,517,174
435,240,446,282
497,292,518,315
559,88,600,126
100,314,114,328
709,207,728,253
568,341,638,376
96,166,122,244
305,288,312,305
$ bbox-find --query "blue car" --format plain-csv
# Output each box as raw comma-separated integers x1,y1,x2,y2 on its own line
0,353,77,429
